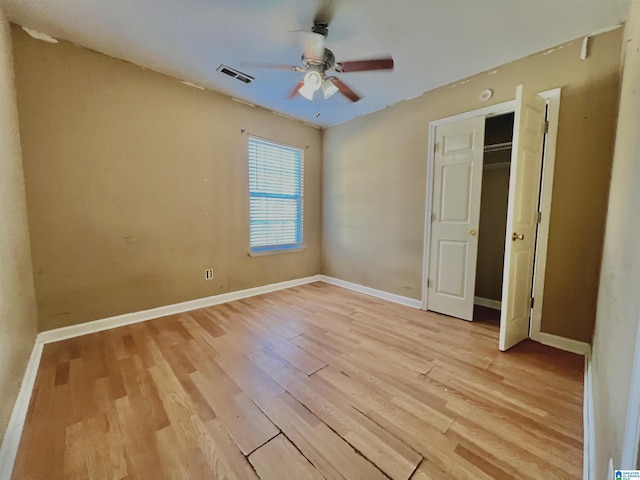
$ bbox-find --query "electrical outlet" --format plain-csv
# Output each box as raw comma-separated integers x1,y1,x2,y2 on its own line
205,268,213,280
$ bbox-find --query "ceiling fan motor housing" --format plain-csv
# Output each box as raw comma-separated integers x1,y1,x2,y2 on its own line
312,22,329,37
303,48,335,71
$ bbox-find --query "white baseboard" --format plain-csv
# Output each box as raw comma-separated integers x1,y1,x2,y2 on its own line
317,275,422,309
583,352,595,480
474,296,501,310
0,341,43,480
37,275,322,345
621,315,640,469
532,331,591,356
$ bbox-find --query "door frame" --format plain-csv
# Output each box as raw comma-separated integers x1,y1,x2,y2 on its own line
421,88,561,344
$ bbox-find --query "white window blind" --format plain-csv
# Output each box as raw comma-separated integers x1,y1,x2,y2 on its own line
248,136,303,253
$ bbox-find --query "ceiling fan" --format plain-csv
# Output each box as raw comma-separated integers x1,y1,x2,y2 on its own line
246,17,394,103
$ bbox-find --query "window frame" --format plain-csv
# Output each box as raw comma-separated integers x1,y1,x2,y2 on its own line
247,136,304,256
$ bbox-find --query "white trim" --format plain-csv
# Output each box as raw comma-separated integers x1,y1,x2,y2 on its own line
428,99,517,128
621,314,640,469
584,351,596,480
534,331,591,356
0,341,43,480
474,296,501,310
318,275,422,309
421,99,516,311
420,119,436,310
38,275,321,344
530,88,561,343
580,24,623,60
248,246,306,257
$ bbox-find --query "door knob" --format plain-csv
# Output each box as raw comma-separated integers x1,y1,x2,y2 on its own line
512,232,525,241
469,229,477,236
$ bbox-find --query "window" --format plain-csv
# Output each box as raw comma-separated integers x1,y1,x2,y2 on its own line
248,136,304,254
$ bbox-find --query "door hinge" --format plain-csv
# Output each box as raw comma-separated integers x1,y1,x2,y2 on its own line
428,278,432,288
544,120,549,134
434,142,439,153
431,212,436,222
530,297,535,308
537,211,542,223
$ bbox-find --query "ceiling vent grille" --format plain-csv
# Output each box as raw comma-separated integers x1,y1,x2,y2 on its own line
217,65,254,84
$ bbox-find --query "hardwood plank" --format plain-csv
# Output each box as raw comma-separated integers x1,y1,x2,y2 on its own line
314,364,454,434
292,332,453,419
190,367,279,454
64,409,128,480
54,361,70,386
117,355,170,431
261,393,388,480
181,316,285,406
161,344,217,423
114,395,167,479
410,459,450,479
446,417,574,480
427,363,582,441
249,434,324,480
155,420,215,479
193,416,260,480
227,303,328,375
12,381,72,480
248,347,422,480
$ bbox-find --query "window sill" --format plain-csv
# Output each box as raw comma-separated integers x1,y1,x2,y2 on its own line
248,246,306,257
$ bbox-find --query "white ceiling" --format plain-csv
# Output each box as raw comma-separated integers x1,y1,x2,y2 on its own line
0,0,630,127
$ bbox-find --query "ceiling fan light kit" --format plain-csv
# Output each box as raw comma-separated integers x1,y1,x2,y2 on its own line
321,79,339,99
300,70,323,100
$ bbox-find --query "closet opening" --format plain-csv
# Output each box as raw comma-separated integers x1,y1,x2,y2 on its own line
473,112,514,323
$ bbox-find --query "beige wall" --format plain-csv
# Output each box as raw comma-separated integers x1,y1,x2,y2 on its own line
592,0,640,475
11,26,322,332
0,12,38,444
323,29,621,342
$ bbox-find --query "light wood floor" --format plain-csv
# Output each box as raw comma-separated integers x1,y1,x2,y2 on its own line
12,282,584,479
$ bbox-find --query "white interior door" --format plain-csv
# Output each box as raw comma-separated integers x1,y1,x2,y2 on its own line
428,117,485,321
499,85,546,351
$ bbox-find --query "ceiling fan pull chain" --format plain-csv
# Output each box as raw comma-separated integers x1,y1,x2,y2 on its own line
316,93,321,117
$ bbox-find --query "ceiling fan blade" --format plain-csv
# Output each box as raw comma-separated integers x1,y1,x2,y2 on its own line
327,77,361,102
241,62,305,72
287,79,305,99
313,0,336,26
335,57,394,73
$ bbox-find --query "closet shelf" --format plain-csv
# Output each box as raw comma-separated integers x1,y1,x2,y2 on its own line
483,161,511,170
484,141,512,153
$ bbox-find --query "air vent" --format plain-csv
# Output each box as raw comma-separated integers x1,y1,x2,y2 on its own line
217,65,254,84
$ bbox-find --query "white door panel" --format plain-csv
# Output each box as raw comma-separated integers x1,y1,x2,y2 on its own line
499,85,546,351
428,117,484,321
440,163,473,222
435,240,468,297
